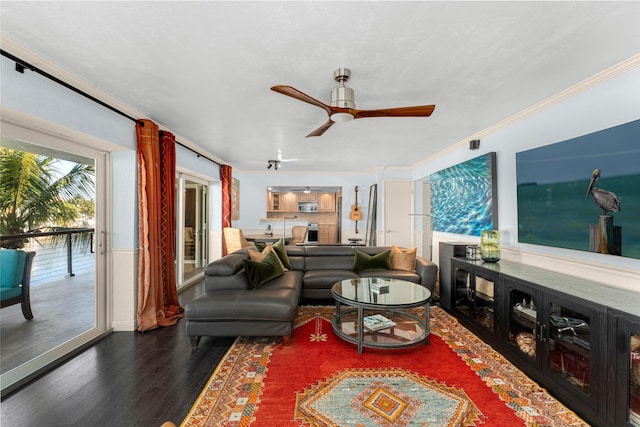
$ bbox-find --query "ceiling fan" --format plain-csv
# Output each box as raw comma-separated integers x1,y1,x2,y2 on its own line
271,68,436,137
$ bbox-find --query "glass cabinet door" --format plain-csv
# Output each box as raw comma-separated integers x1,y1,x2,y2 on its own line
616,314,640,427
452,261,497,333
453,267,472,317
547,303,592,394
507,285,539,364
630,332,640,426
473,273,495,332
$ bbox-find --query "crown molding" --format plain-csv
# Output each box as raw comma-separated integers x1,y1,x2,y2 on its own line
412,53,640,170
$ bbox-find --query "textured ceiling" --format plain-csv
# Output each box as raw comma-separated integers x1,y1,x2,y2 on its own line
2,1,640,173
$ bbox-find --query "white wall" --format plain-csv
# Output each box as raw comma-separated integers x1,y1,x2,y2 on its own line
413,64,640,293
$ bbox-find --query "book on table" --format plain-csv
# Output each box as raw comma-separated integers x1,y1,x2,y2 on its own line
363,314,396,331
369,281,390,294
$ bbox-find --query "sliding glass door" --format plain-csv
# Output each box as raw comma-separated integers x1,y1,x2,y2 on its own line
0,132,108,395
176,174,208,288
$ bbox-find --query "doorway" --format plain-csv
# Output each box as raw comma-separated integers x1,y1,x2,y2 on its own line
176,175,208,288
0,132,108,395
383,180,413,248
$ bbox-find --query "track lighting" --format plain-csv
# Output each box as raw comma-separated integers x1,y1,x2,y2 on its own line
267,160,280,170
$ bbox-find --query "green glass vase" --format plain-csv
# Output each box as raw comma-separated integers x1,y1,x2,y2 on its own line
480,230,500,262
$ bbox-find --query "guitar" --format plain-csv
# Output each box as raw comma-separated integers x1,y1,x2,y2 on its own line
350,186,363,233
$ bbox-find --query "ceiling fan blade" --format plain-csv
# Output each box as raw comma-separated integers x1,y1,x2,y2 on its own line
271,85,332,115
306,119,335,137
351,105,436,119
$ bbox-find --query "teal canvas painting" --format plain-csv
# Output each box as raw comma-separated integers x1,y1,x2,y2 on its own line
430,152,497,236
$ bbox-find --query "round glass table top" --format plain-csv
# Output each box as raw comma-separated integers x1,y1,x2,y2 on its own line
332,277,431,306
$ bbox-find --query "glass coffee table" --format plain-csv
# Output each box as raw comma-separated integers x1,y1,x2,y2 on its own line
331,277,431,354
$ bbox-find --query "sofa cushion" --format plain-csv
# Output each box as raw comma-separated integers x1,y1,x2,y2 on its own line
204,253,247,276
186,288,299,322
359,269,422,284
390,245,417,272
352,250,392,274
243,251,285,289
0,249,26,289
303,269,359,290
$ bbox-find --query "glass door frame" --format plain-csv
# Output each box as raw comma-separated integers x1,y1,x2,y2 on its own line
0,121,109,395
176,172,209,289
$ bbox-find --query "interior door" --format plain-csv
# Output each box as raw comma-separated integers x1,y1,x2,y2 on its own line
383,180,413,248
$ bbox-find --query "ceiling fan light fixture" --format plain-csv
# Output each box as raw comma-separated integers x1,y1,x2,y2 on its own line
330,112,354,122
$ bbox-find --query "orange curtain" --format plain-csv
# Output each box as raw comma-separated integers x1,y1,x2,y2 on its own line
136,119,184,332
220,164,233,256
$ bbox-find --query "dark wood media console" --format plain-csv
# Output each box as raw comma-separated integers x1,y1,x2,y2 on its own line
439,242,640,427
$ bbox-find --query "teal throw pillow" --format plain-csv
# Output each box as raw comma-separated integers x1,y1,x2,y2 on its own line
243,251,285,289
352,250,392,274
272,239,291,270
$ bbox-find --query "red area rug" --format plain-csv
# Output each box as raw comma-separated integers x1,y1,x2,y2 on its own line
181,306,588,427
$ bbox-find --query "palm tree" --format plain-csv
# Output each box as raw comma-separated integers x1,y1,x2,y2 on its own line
0,148,95,249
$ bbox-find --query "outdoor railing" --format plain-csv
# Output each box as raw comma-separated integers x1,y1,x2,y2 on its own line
0,228,95,278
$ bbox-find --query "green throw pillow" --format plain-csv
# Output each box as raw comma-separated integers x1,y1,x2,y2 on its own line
272,239,291,270
352,250,392,274
254,240,290,270
243,251,285,289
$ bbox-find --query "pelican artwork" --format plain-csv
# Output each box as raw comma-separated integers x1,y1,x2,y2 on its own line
585,168,621,215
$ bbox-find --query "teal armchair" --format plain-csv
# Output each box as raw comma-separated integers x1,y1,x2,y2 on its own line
1,249,36,320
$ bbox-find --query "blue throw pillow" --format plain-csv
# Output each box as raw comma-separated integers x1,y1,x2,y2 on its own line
352,250,392,274
243,251,285,289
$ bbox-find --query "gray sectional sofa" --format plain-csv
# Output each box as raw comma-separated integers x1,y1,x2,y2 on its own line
185,245,438,347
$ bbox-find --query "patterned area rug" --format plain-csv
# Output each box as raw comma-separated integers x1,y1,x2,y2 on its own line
181,306,588,427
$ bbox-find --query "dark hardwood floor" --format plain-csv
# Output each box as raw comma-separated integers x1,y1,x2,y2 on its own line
1,281,235,427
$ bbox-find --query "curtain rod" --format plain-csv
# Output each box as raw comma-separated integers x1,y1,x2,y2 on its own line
174,140,222,167
1,49,224,168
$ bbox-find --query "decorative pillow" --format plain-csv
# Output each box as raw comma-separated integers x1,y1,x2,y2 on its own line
390,245,417,272
248,246,288,271
271,239,291,270
352,250,392,274
243,251,285,289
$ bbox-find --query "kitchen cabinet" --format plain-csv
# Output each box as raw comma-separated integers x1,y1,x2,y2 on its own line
440,257,639,426
281,193,298,212
267,192,279,211
268,192,298,212
298,192,318,202
318,224,338,244
318,193,335,212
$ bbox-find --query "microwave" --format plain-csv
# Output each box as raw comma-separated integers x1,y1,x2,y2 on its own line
298,202,318,212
